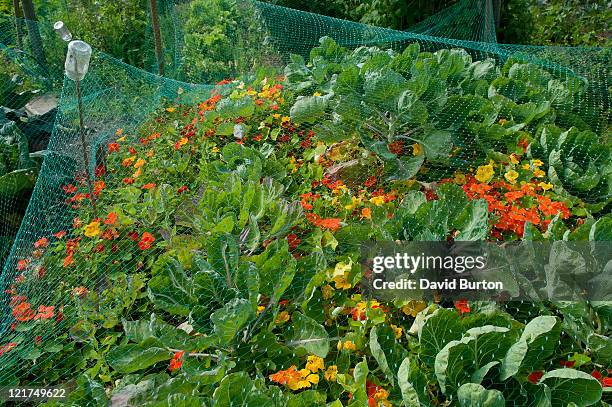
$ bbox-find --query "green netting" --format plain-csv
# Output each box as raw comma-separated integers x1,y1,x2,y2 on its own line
0,0,610,405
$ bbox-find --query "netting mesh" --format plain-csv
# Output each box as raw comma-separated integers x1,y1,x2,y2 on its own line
0,0,610,405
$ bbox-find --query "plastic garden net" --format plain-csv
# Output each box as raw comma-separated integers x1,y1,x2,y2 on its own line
0,0,610,405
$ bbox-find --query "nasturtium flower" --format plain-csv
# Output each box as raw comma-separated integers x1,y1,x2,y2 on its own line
34,305,55,320
337,340,356,352
369,196,385,206
104,212,117,225
453,172,466,185
521,163,531,170
84,221,101,238
12,302,35,322
504,170,519,184
509,153,519,164
538,182,553,190
134,158,146,168
270,366,318,390
34,237,49,249
0,342,17,357
142,183,156,190
412,143,423,156
138,232,155,250
475,162,495,183
454,299,470,314
169,350,184,372
533,168,545,178
360,207,372,220
122,156,136,167
275,311,290,324
256,305,265,315
321,284,334,299
527,371,544,384
532,159,544,167
108,143,120,153
391,324,403,339
305,355,324,373
324,365,338,381
344,196,362,211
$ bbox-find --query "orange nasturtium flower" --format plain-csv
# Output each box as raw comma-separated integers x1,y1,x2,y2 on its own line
34,305,55,320
169,350,185,372
269,366,319,390
34,237,49,249
454,299,470,314
138,232,156,250
142,183,156,190
104,212,118,225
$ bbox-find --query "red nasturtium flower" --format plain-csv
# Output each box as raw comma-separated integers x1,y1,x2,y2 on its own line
287,234,300,251
591,369,603,380
364,176,377,188
527,371,544,384
138,232,156,250
169,350,185,372
108,142,120,153
454,299,470,314
603,377,612,387
54,230,67,239
123,177,135,185
62,184,78,194
177,185,189,194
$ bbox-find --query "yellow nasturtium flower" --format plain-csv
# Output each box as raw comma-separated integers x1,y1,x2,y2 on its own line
84,221,101,238
504,169,519,184
475,162,495,183
533,169,545,178
412,143,423,156
369,196,385,206
538,182,553,191
305,355,325,373
324,365,338,381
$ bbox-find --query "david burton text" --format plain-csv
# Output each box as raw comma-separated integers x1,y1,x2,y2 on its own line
372,278,504,291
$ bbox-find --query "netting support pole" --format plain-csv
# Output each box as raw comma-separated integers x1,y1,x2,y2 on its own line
75,78,98,218
149,0,165,76
20,0,47,66
493,0,501,29
12,0,23,48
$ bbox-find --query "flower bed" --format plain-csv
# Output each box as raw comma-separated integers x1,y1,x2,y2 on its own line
2,38,611,405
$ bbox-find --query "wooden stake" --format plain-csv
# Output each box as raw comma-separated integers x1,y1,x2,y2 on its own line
149,0,165,76
20,0,47,66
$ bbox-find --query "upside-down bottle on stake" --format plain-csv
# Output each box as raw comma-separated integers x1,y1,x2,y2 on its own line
64,39,97,216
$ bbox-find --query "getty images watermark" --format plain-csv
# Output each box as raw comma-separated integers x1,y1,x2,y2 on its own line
361,241,611,302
